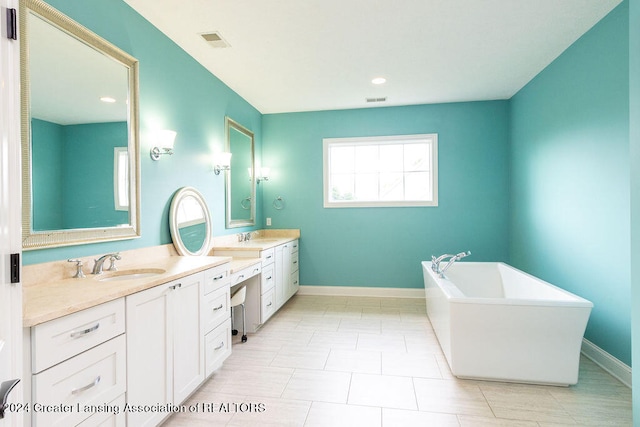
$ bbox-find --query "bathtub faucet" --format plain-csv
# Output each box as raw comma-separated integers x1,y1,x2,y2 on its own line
431,254,455,271
438,251,471,277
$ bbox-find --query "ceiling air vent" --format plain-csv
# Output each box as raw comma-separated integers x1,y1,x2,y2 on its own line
200,31,230,48
366,97,387,103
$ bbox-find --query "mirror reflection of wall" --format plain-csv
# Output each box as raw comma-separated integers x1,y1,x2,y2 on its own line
31,120,129,230
229,126,252,221
225,117,256,228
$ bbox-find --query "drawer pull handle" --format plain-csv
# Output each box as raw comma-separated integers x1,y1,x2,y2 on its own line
71,376,101,395
266,255,272,260
237,275,245,281
70,323,100,338
267,302,272,307
213,304,224,311
253,268,260,273
267,276,272,280
170,283,182,290
293,261,298,264
214,342,225,351
213,274,224,281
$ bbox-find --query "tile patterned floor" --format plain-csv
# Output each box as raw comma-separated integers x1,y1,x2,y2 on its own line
163,295,632,426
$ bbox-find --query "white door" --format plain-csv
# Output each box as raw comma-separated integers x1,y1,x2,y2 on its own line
0,0,22,426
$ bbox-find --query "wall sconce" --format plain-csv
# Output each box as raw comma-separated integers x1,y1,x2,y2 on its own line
150,130,177,161
248,167,270,183
213,152,232,175
257,167,270,184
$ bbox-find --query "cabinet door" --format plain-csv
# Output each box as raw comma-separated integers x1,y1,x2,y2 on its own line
172,273,205,404
126,282,173,427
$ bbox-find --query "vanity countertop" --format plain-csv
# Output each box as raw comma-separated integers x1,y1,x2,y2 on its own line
23,253,231,327
212,229,300,252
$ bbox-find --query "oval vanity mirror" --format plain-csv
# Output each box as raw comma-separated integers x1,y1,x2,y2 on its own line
169,187,213,256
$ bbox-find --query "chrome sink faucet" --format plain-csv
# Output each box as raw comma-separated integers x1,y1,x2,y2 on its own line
437,251,471,277
92,253,121,275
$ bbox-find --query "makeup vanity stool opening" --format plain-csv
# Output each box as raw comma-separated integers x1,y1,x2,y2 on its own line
230,286,247,343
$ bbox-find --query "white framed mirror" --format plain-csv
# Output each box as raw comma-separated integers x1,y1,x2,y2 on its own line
169,187,212,256
20,0,140,249
225,117,256,228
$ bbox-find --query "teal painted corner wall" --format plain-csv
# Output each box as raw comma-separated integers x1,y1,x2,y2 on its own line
629,0,640,422
262,101,511,288
23,0,262,264
509,3,630,365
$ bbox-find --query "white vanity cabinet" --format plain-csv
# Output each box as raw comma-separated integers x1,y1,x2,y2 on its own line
215,238,300,328
25,299,127,427
125,265,231,427
275,240,300,310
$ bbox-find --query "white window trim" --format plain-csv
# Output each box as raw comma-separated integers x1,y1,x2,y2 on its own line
323,134,438,208
114,147,129,211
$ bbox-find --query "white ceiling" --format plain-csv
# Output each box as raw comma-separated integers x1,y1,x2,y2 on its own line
123,0,622,114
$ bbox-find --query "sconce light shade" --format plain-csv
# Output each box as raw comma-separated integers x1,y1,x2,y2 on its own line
257,167,270,183
150,130,177,161
214,152,232,175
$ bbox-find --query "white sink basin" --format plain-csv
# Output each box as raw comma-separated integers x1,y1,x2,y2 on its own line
98,268,166,282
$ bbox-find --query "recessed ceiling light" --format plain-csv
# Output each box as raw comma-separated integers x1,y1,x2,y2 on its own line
371,77,386,85
100,96,116,103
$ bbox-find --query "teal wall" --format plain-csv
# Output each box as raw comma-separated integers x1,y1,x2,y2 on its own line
629,0,640,421
510,3,630,364
262,102,511,288
24,0,262,264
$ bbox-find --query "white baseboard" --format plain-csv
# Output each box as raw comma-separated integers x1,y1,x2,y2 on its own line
297,285,425,298
581,338,631,388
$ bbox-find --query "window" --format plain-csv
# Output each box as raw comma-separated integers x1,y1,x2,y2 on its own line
114,147,129,211
323,134,438,208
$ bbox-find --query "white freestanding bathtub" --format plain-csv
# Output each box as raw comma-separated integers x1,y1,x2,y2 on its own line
422,261,593,386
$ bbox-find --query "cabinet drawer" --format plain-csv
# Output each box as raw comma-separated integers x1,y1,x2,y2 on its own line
76,393,125,427
205,319,232,377
204,264,230,294
261,248,275,266
261,263,275,294
231,263,261,286
260,288,276,323
31,299,125,373
204,285,230,333
32,335,126,427
291,251,299,273
291,270,300,294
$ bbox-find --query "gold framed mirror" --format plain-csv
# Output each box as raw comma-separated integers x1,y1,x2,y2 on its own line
20,0,140,249
225,117,255,228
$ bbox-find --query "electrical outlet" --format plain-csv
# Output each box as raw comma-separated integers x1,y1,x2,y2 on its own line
266,217,272,226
